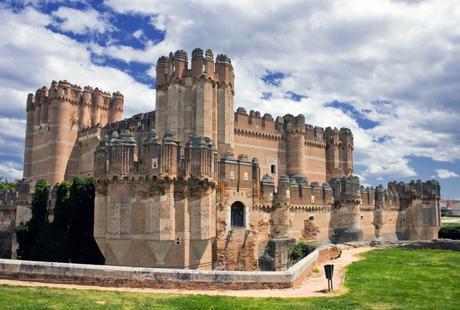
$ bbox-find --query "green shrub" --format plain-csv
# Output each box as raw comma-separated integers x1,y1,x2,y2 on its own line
15,178,104,264
289,241,316,264
439,224,460,240
0,177,16,190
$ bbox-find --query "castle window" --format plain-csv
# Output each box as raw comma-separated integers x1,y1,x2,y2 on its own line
231,201,245,228
309,216,314,221
271,164,277,174
202,63,206,73
175,237,182,245
229,171,235,180
243,172,248,181
152,158,158,169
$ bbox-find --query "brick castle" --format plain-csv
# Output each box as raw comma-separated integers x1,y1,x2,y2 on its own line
1,48,440,270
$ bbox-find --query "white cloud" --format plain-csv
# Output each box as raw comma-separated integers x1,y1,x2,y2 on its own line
436,169,459,179
101,0,460,178
0,6,156,177
0,161,22,181
52,7,111,35
1,1,460,187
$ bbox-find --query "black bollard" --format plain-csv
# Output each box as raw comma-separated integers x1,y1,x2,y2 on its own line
324,264,334,292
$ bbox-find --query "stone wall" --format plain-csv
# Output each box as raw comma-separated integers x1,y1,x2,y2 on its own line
0,245,340,290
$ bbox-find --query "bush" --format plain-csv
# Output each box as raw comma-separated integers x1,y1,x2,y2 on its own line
289,241,316,264
439,224,460,240
15,178,104,264
0,177,16,190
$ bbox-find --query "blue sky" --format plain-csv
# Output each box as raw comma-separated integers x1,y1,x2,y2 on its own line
0,0,459,199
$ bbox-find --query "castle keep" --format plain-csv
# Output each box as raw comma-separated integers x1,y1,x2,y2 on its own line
6,48,440,270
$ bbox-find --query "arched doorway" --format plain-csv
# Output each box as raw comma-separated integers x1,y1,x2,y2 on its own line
231,201,245,228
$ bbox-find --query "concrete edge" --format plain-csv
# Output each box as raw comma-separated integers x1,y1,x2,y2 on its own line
0,245,339,289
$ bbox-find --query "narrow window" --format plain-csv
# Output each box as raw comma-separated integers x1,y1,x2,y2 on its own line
271,164,276,174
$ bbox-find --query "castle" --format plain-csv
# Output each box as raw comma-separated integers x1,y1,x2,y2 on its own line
0,48,441,270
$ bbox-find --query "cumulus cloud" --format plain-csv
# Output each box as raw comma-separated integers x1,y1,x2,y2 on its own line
52,7,111,35
436,169,459,179
101,0,460,179
0,161,22,181
1,1,460,190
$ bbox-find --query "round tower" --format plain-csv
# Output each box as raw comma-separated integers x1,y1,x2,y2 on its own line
108,91,124,124
23,93,35,178
286,114,306,176
79,86,92,128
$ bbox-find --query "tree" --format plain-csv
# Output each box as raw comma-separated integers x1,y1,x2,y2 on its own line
0,176,16,190
15,179,48,259
68,177,104,264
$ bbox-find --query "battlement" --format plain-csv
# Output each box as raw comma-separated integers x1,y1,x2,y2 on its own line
155,48,234,87
388,179,440,207
233,108,328,145
273,175,333,206
325,127,354,148
27,80,122,110
94,129,218,181
0,179,35,207
334,178,441,210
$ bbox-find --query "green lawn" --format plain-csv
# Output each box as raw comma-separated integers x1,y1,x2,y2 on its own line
0,248,459,309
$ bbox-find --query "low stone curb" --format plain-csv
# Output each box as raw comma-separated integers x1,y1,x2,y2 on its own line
0,246,340,290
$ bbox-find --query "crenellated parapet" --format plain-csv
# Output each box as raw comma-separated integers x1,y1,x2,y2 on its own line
329,175,361,203
155,48,234,89
94,129,218,182
25,80,124,130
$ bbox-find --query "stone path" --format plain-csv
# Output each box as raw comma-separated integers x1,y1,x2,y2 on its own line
0,247,372,298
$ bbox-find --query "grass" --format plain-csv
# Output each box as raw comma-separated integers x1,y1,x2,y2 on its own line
0,248,459,309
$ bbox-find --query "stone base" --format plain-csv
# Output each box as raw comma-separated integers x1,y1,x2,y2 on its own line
332,228,363,244
259,237,296,271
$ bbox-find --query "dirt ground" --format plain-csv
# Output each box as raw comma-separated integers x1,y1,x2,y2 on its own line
0,247,372,298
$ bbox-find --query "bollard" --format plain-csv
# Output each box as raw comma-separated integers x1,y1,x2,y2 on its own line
324,264,334,292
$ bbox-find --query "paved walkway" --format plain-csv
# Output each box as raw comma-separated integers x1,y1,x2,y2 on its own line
0,247,372,298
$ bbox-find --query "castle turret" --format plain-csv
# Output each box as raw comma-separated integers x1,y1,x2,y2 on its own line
23,93,35,178
286,114,306,177
142,129,162,176
79,86,92,128
39,86,49,126
329,176,363,243
340,128,353,176
108,91,124,124
160,131,179,179
107,130,137,176
215,53,235,154
191,48,205,78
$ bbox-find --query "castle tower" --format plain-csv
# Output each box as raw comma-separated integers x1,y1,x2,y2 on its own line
79,86,92,128
23,93,35,178
47,80,80,184
325,127,354,180
24,80,124,184
108,91,124,124
286,114,306,177
155,49,235,155
340,128,354,176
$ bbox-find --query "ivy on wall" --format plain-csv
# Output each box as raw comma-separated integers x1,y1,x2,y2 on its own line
15,177,104,264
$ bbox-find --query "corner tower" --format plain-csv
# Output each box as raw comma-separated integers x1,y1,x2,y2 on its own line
155,48,235,155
